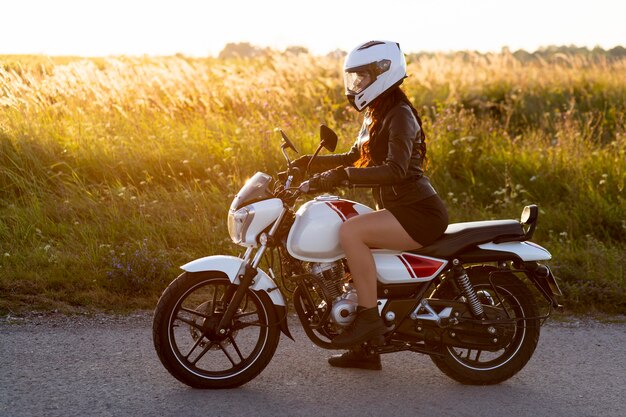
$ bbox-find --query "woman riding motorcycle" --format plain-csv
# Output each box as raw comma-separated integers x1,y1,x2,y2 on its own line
292,40,449,370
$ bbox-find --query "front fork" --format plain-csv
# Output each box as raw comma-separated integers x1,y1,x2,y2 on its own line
216,263,257,335
216,208,288,335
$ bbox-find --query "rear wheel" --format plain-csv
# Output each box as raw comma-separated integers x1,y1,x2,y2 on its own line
430,266,540,385
153,272,281,388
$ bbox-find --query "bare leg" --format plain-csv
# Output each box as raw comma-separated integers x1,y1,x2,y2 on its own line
338,209,423,308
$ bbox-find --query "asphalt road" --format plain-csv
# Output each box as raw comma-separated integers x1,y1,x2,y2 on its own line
1,312,625,417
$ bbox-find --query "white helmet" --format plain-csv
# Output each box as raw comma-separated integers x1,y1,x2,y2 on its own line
343,40,407,111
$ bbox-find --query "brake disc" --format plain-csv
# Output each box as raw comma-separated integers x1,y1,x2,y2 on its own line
188,301,239,350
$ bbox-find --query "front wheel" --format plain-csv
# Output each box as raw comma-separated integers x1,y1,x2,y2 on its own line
153,272,281,388
430,266,540,385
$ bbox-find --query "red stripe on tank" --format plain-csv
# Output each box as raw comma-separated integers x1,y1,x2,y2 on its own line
328,201,359,221
325,202,346,221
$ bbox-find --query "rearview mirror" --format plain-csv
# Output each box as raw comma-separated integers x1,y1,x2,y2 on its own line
320,125,338,152
279,129,299,154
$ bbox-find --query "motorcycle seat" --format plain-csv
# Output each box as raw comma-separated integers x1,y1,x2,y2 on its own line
412,220,524,259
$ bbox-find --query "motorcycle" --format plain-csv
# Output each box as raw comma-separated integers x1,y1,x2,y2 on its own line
152,125,563,388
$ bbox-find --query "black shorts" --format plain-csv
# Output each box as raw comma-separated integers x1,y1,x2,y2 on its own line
387,194,449,246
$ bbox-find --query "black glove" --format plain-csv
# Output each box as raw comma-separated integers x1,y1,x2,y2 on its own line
309,166,348,191
290,155,312,172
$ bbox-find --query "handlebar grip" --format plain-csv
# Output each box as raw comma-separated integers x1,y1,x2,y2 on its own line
298,181,311,193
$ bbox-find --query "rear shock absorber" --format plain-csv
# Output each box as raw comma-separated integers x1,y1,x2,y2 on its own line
452,260,485,319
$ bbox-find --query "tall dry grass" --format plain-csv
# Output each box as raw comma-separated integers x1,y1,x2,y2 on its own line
0,52,624,313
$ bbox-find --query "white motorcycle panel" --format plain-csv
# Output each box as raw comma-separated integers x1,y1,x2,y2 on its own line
373,250,448,284
478,241,552,261
244,198,284,245
181,255,286,306
287,197,373,262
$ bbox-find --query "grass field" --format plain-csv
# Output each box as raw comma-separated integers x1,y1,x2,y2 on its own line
0,52,624,314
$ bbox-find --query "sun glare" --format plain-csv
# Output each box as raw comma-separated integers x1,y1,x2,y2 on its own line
2,0,625,56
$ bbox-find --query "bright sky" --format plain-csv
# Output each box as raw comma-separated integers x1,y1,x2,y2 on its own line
2,0,625,56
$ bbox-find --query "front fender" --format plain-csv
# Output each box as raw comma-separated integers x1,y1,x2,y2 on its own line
181,255,286,307
181,255,293,340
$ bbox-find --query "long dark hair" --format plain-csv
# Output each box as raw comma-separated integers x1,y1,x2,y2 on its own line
354,87,426,168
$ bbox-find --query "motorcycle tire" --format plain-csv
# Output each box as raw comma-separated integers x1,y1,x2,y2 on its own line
153,272,281,389
429,266,540,385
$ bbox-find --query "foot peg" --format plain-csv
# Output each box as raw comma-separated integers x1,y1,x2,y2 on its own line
367,335,385,347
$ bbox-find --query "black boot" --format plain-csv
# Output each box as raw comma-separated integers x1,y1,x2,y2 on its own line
332,306,385,348
328,348,382,370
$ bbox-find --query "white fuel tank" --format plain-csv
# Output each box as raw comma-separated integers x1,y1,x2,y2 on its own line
286,196,374,262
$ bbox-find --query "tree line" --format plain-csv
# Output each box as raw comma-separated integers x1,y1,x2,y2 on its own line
218,42,626,62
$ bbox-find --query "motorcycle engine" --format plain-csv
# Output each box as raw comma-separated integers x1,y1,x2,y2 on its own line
308,261,358,327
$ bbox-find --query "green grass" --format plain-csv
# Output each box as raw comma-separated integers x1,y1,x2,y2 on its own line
0,52,624,314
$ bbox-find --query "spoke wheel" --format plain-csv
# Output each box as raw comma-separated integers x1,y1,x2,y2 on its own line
430,266,540,385
153,272,280,389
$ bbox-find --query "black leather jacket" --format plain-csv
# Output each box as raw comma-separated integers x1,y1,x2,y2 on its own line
311,101,437,209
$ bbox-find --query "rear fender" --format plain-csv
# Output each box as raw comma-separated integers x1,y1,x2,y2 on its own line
478,241,551,261
475,242,561,308
522,262,563,309
181,255,292,339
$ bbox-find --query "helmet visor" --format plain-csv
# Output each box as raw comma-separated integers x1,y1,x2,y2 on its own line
343,59,391,95
344,70,373,94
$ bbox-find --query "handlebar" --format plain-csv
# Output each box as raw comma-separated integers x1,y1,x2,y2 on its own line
288,178,344,196
284,167,302,189
298,180,312,194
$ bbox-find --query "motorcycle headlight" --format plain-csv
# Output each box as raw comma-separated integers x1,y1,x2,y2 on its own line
228,206,255,245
